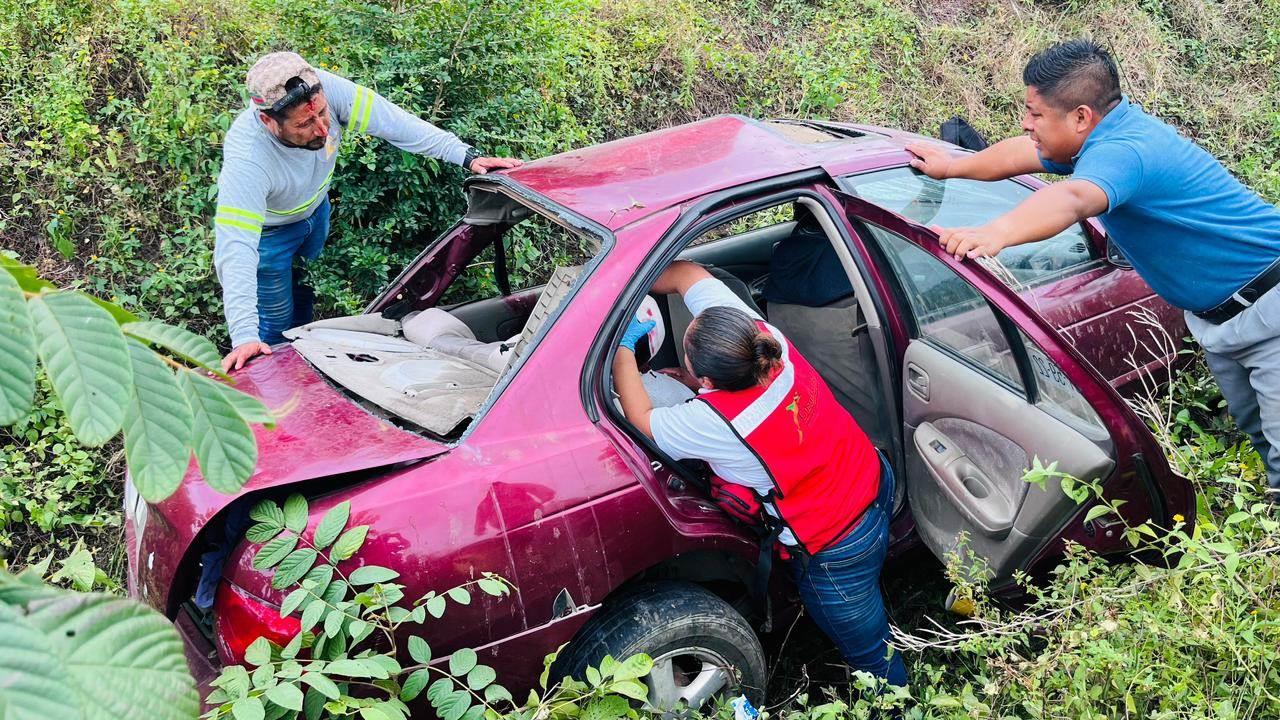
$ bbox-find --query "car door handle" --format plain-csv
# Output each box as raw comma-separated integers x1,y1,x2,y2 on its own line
907,363,929,401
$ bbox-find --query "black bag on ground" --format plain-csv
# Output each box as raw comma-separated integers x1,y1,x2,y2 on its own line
940,116,989,151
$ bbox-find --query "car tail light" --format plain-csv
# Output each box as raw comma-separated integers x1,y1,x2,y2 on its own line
213,581,301,664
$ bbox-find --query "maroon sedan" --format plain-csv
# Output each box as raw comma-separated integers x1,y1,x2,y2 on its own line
126,115,1193,707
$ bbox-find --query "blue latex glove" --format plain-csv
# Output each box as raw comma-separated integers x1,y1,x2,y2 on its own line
620,318,656,352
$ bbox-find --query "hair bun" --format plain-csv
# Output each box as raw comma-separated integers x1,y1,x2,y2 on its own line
752,333,782,377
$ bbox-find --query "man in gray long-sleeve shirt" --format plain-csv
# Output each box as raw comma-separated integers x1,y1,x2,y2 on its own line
214,52,521,371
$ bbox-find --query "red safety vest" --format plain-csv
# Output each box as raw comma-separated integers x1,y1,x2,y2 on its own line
698,322,879,555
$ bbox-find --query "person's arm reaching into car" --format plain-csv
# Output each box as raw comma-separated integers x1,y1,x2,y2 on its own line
613,318,658,438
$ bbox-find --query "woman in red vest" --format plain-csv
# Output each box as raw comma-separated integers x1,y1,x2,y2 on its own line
613,261,907,687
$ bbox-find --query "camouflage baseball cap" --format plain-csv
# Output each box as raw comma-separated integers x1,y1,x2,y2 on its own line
246,52,320,112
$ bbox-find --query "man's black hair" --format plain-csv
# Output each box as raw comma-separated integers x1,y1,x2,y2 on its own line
262,76,323,122
1023,39,1122,115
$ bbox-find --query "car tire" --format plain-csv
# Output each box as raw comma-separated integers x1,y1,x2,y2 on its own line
555,581,767,710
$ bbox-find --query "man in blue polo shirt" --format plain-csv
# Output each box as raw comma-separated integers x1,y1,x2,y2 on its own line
906,39,1280,499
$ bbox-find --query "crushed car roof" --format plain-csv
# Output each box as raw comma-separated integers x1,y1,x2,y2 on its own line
499,114,926,231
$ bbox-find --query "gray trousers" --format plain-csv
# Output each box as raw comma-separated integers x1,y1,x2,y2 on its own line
1185,285,1280,494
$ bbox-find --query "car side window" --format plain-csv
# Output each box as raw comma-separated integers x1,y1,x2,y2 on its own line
867,222,1025,393
442,215,596,305
1017,328,1107,434
838,167,1097,287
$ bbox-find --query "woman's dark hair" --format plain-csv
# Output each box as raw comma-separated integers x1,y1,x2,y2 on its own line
1022,39,1121,115
685,306,782,391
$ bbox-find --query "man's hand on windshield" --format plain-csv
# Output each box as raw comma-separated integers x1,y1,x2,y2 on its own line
222,341,272,372
932,224,1008,261
469,156,524,174
905,142,956,180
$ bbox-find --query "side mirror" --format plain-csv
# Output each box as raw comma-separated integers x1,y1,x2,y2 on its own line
1106,237,1132,269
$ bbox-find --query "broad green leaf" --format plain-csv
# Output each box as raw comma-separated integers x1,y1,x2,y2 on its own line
466,664,496,690
280,588,309,617
447,587,471,605
213,380,276,427
426,595,446,618
244,637,271,666
581,696,628,720
300,599,325,633
400,669,431,702
607,679,648,701
477,577,506,597
303,687,327,720
29,292,131,446
253,534,299,571
426,678,452,704
0,269,36,424
440,689,471,720
360,706,397,720
122,320,222,374
283,494,309,534
266,682,305,712
250,500,285,527
1083,505,1113,524
323,606,344,637
0,256,55,294
0,581,199,719
232,696,265,720
282,631,304,660
122,339,194,502
180,369,257,493
314,501,351,550
272,548,318,590
325,659,378,678
349,566,399,586
301,565,334,598
612,653,653,682
348,618,372,644
483,684,512,704
408,636,432,664
49,542,96,592
299,672,340,700
331,525,369,561
449,648,478,676
247,522,283,544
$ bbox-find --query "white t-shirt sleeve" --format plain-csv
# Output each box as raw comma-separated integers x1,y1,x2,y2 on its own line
651,401,732,462
682,278,762,320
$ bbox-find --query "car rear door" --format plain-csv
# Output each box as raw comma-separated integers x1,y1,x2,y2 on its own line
835,191,1195,582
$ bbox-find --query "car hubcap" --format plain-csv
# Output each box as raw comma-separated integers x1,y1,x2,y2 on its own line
644,646,734,712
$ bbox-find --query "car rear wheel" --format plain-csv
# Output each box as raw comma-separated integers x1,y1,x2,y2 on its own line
555,582,766,710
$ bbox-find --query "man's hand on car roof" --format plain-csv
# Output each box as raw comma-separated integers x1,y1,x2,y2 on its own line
931,224,1008,261
222,341,273,372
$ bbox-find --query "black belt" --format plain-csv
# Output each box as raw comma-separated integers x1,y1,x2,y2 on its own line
1193,257,1280,325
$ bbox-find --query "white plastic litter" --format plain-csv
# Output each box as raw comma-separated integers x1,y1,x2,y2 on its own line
731,695,760,720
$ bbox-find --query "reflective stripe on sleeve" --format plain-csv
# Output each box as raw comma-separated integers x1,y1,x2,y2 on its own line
269,170,334,216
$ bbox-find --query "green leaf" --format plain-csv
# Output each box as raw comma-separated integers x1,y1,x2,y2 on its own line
122,320,222,374
299,672,341,700
323,606,345,637
301,565,334,598
331,525,369,561
447,587,471,605
49,542,96,592
247,522,284,544
29,291,132,446
300,601,325,633
180,369,257,493
484,684,513,705
607,679,648,701
304,688,327,720
212,379,276,427
611,654,653,682
283,493,308,534
360,706,397,720
449,648,478,676
408,636,432,664
0,269,36,424
426,595,447,618
244,637,272,666
400,669,432,702
0,256,55,294
349,566,399,586
314,501,351,550
426,678,452,704
1084,505,1113,523
0,580,200,719
253,534,299,571
466,664,496,690
273,548,319,590
266,682,305,712
281,631,304,660
477,577,506,597
232,696,265,720
325,658,378,678
250,500,285,527
122,339,194,502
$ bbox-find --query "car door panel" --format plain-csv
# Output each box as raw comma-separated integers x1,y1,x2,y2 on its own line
903,341,1114,578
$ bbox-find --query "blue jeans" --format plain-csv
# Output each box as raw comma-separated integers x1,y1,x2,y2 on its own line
787,453,908,687
257,197,330,344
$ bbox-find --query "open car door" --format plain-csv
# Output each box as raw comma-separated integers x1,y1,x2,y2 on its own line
836,192,1194,582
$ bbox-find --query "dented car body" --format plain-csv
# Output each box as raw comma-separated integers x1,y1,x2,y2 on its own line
127,115,1194,701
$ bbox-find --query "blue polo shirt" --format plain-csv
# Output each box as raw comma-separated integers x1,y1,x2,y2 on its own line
1041,96,1280,311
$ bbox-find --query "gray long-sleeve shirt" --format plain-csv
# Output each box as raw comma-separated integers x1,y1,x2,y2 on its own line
213,69,471,347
